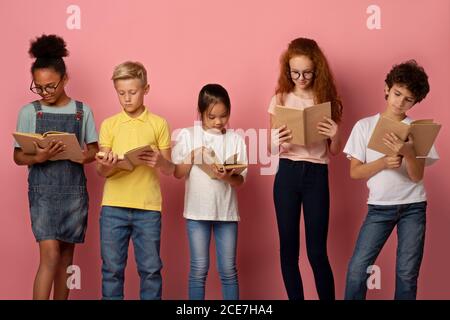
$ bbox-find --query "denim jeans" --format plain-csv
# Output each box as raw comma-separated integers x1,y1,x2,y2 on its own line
187,219,238,300
273,159,335,300
345,201,427,300
100,206,162,300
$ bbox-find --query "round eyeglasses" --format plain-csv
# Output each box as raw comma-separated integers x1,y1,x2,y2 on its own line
289,70,315,80
29,78,63,95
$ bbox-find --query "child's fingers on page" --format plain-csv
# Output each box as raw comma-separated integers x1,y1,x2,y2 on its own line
383,139,395,151
317,121,331,129
43,140,55,151
106,152,114,163
50,142,64,153
383,133,393,141
326,117,336,125
275,130,292,139
389,132,399,141
279,135,292,143
407,133,414,143
33,141,46,151
147,160,156,167
278,127,291,136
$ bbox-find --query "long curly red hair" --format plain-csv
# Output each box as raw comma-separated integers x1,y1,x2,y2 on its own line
275,38,343,123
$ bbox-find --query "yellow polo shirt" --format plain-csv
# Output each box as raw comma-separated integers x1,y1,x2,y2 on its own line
99,108,171,211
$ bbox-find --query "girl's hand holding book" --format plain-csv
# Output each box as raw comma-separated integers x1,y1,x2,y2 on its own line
270,125,292,156
271,125,292,147
33,140,65,163
317,116,338,140
212,166,236,182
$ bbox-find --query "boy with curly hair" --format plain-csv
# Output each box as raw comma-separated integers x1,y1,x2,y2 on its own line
343,60,439,300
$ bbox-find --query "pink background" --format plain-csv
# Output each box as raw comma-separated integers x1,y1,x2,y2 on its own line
0,0,449,299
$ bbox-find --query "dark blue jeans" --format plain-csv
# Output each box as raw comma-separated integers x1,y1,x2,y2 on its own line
345,201,427,300
100,206,162,300
273,159,335,300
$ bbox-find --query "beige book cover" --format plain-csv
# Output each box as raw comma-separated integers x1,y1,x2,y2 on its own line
13,131,83,161
367,116,441,157
272,101,331,146
97,145,155,171
192,147,247,179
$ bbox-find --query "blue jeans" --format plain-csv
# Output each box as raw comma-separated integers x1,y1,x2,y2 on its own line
345,201,427,300
187,219,239,300
100,206,162,300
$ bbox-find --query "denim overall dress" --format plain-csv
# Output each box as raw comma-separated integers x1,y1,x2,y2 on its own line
28,100,88,243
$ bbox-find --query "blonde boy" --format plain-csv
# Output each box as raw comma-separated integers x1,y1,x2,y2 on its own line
96,61,174,300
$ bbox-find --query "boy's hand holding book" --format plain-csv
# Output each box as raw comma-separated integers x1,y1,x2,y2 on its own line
382,154,403,169
368,116,440,157
95,150,119,169
96,145,159,172
382,133,416,159
138,148,160,168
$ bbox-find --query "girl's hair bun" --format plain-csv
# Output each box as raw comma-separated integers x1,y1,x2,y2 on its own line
29,34,69,59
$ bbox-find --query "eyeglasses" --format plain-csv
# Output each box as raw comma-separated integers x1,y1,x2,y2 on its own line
29,78,63,95
289,70,315,80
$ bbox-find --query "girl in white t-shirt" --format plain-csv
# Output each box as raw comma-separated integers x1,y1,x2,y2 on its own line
268,37,344,300
172,84,248,300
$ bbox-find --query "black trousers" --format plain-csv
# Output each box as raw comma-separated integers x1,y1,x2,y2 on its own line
273,159,335,300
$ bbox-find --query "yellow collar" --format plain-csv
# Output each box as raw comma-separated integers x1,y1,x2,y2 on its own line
120,107,149,123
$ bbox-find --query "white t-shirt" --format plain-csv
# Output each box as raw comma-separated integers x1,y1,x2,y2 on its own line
344,113,439,205
172,126,248,221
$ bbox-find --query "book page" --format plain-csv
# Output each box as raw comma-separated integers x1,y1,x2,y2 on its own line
124,145,154,167
43,134,84,161
192,147,220,179
410,122,441,157
304,102,332,145
43,131,69,137
96,151,133,171
13,132,83,161
367,116,410,156
273,105,305,145
222,153,247,175
13,133,43,154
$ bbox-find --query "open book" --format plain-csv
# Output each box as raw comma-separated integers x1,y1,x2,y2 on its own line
13,131,83,161
97,145,155,171
272,101,331,146
367,116,441,157
192,147,247,179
